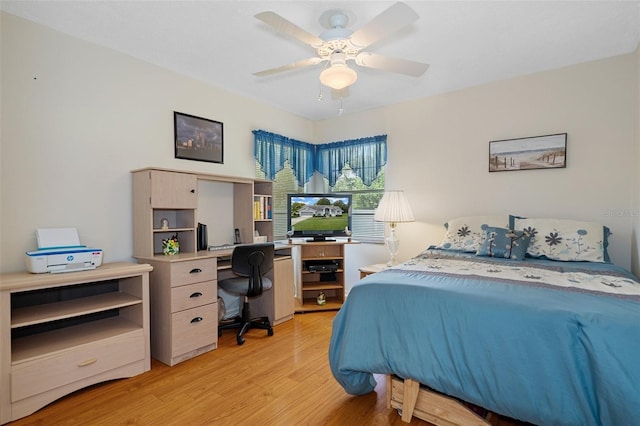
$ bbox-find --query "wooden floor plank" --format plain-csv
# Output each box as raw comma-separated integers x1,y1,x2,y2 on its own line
8,311,527,426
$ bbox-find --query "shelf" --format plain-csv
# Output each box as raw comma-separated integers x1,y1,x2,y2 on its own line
303,256,344,261
11,292,142,329
153,227,194,233
302,269,343,275
296,299,342,312
12,317,142,364
302,283,343,291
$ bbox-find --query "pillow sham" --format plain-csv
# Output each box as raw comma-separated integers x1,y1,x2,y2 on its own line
476,227,532,260
510,216,610,262
437,215,509,252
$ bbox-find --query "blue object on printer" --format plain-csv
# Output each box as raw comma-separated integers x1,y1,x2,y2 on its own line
25,228,103,273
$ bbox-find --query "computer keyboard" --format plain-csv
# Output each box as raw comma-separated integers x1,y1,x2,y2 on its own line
207,244,237,251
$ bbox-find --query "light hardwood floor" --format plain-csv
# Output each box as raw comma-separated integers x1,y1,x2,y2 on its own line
9,311,527,426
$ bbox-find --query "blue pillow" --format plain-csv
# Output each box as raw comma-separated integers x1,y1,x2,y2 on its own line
476,227,532,260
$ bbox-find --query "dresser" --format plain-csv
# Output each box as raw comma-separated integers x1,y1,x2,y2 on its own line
137,255,218,367
0,263,152,424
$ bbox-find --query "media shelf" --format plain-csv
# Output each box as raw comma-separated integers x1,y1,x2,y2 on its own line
0,263,152,424
296,241,349,313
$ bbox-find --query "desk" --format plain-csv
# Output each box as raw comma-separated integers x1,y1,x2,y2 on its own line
135,245,294,366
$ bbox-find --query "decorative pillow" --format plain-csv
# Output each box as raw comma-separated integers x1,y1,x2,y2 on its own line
437,215,509,252
511,216,610,262
476,227,532,260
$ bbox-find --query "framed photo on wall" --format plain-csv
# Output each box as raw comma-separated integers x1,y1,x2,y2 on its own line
489,133,567,172
174,111,223,164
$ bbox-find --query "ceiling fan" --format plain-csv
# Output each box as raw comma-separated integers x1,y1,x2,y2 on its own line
253,2,429,94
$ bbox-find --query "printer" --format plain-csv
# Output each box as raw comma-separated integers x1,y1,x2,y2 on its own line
26,228,103,273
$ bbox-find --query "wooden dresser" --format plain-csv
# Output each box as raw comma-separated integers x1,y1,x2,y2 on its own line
0,263,152,424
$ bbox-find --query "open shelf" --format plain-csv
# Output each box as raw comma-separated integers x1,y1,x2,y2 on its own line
11,293,141,329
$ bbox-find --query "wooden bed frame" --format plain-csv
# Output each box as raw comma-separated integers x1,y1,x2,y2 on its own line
387,375,492,425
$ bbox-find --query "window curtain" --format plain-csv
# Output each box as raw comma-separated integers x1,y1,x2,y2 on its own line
254,130,387,187
315,135,387,188
253,130,315,185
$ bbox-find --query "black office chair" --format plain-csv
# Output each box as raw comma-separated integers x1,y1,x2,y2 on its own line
218,243,275,345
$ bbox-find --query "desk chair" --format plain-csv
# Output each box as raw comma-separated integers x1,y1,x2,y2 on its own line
218,243,274,345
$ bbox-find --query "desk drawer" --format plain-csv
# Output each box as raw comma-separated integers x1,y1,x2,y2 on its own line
171,280,216,312
172,303,217,356
11,329,144,402
170,258,216,286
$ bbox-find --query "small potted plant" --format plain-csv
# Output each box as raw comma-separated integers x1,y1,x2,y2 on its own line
162,234,179,255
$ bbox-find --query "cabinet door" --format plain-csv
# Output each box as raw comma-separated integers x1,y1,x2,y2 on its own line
273,257,295,322
150,170,197,208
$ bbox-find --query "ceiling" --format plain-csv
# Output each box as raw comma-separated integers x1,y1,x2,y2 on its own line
2,1,640,121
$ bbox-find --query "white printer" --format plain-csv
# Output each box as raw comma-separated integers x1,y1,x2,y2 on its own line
25,228,103,273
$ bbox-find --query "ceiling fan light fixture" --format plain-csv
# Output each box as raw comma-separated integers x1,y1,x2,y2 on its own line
320,64,357,90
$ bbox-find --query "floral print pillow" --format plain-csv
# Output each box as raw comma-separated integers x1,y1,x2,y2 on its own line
512,217,609,262
476,227,532,260
437,215,509,252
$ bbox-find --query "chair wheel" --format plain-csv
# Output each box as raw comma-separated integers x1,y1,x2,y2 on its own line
267,328,274,336
237,336,245,345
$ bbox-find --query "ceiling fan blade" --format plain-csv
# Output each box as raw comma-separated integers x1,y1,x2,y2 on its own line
355,52,429,77
349,2,419,49
255,11,324,48
253,57,324,77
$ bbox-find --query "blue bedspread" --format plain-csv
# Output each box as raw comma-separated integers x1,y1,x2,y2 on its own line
329,250,640,426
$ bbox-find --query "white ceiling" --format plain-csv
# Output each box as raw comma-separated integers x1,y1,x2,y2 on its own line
2,1,639,121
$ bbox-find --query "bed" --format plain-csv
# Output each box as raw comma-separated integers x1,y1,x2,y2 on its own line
329,215,640,425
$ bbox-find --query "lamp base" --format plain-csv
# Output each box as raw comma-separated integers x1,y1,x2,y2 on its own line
385,226,399,267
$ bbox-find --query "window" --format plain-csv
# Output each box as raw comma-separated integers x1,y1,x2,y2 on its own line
254,131,387,242
325,165,385,242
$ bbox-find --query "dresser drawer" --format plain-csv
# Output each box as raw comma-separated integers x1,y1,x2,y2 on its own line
171,303,217,356
171,280,217,312
11,329,144,402
170,258,216,286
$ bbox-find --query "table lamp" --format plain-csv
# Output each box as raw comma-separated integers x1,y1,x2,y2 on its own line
374,190,415,266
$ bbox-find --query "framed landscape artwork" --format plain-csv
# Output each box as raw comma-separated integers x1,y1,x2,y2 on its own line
174,111,223,164
489,133,567,172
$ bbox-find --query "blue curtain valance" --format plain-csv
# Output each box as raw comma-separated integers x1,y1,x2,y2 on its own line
254,130,387,187
253,130,316,184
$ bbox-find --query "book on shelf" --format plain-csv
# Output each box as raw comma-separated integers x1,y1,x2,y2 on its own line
253,196,272,220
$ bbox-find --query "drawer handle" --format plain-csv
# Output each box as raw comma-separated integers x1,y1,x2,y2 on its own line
190,268,202,274
191,316,203,323
190,292,203,298
77,358,98,367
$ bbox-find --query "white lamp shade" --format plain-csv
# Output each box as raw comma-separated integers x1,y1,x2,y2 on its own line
374,190,415,223
320,65,358,90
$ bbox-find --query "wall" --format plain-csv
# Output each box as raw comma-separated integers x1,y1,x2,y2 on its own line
0,13,314,272
2,12,638,281
316,53,638,274
633,42,640,277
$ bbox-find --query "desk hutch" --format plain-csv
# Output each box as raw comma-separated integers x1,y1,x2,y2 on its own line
131,167,294,366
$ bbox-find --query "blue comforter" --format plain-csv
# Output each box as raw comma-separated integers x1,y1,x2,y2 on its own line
329,250,640,426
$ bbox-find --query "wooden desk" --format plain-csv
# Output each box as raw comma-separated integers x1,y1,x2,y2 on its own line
135,245,294,366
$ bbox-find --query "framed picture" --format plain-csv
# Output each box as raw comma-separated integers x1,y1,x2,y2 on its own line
174,111,223,164
489,133,567,172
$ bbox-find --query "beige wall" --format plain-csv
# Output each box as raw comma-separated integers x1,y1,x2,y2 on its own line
633,42,640,277
2,12,638,278
0,13,314,272
317,53,638,272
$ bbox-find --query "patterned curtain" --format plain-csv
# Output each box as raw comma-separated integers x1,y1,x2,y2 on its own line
254,130,387,187
315,135,387,187
253,130,315,185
